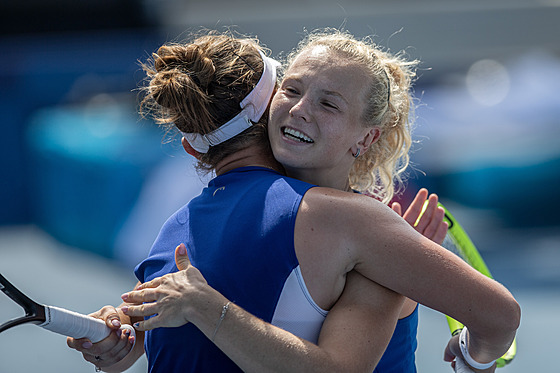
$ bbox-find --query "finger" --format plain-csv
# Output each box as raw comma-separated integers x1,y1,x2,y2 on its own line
121,302,160,318
430,208,448,245
122,288,159,304
175,243,191,271
414,194,438,232
444,335,461,362
83,328,134,367
422,203,445,240
391,202,402,216
97,306,122,329
132,316,160,331
402,188,429,226
444,343,456,362
134,277,162,291
133,313,190,331
67,336,93,351
76,329,124,357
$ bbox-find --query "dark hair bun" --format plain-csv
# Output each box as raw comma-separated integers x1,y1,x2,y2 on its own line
150,44,216,110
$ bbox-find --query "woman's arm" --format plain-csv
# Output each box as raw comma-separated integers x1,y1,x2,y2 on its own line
306,188,520,366
122,244,404,373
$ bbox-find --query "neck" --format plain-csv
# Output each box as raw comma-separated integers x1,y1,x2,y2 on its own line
214,144,285,176
284,166,352,192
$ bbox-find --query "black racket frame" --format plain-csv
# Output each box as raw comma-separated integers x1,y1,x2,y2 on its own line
0,273,46,333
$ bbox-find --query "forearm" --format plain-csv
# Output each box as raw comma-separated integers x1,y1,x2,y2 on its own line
461,281,520,364
189,290,346,373
413,255,519,363
125,246,397,372
188,272,400,373
125,277,340,372
348,198,520,364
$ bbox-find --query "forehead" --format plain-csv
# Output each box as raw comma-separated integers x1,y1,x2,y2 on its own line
289,45,360,72
287,46,370,99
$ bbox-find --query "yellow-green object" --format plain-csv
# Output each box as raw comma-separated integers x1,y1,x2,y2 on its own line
417,202,517,367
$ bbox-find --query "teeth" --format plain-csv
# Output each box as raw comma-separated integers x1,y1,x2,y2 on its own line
283,127,314,143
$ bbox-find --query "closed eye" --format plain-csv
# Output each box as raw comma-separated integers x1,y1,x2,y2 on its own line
283,86,300,95
321,101,339,110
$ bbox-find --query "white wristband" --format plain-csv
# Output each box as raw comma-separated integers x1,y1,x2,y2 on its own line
459,327,496,370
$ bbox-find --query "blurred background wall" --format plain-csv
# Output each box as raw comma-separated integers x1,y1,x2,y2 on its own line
0,1,559,372
2,0,560,252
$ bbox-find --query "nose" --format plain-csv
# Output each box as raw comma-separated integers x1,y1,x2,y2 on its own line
289,96,311,122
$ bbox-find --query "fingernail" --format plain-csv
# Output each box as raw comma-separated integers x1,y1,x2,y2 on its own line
111,319,121,328
133,322,140,329
129,335,135,344
82,341,93,349
178,244,187,255
121,306,129,314
121,293,129,301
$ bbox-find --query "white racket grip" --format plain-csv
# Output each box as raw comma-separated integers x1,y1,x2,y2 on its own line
39,305,136,344
455,357,476,373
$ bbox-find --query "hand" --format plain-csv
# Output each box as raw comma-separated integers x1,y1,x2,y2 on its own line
66,306,135,370
444,335,496,373
392,188,448,245
454,357,475,373
121,244,210,331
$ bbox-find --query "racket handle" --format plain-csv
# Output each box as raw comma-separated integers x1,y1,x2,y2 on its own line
39,305,135,343
455,357,476,373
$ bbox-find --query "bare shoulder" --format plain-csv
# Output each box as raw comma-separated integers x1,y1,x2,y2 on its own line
294,187,408,273
299,187,404,233
293,187,396,308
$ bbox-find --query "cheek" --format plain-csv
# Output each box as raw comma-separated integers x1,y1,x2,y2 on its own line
268,102,282,130
270,93,293,118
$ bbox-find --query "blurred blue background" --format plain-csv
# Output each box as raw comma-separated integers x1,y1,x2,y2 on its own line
0,1,558,372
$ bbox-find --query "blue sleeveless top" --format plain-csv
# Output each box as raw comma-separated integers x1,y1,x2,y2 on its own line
374,305,418,372
135,166,418,372
135,166,316,372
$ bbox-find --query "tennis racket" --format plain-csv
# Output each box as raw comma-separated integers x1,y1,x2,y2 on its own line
0,272,134,343
419,203,517,370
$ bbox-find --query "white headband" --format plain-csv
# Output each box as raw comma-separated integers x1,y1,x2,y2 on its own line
182,50,281,153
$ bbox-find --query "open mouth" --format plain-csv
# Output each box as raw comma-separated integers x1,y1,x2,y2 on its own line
282,127,314,143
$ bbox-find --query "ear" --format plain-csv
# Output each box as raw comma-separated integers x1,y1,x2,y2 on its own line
182,137,201,159
358,127,381,152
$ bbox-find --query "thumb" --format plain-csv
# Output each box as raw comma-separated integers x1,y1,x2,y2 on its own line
444,335,461,362
175,243,191,271
95,305,121,330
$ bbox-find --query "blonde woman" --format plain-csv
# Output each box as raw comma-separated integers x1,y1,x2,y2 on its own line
68,29,519,373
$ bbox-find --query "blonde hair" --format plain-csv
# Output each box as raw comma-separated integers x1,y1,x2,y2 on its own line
139,29,271,171
285,29,418,203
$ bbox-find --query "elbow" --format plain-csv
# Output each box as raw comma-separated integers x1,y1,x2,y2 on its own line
491,293,521,339
506,297,521,333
